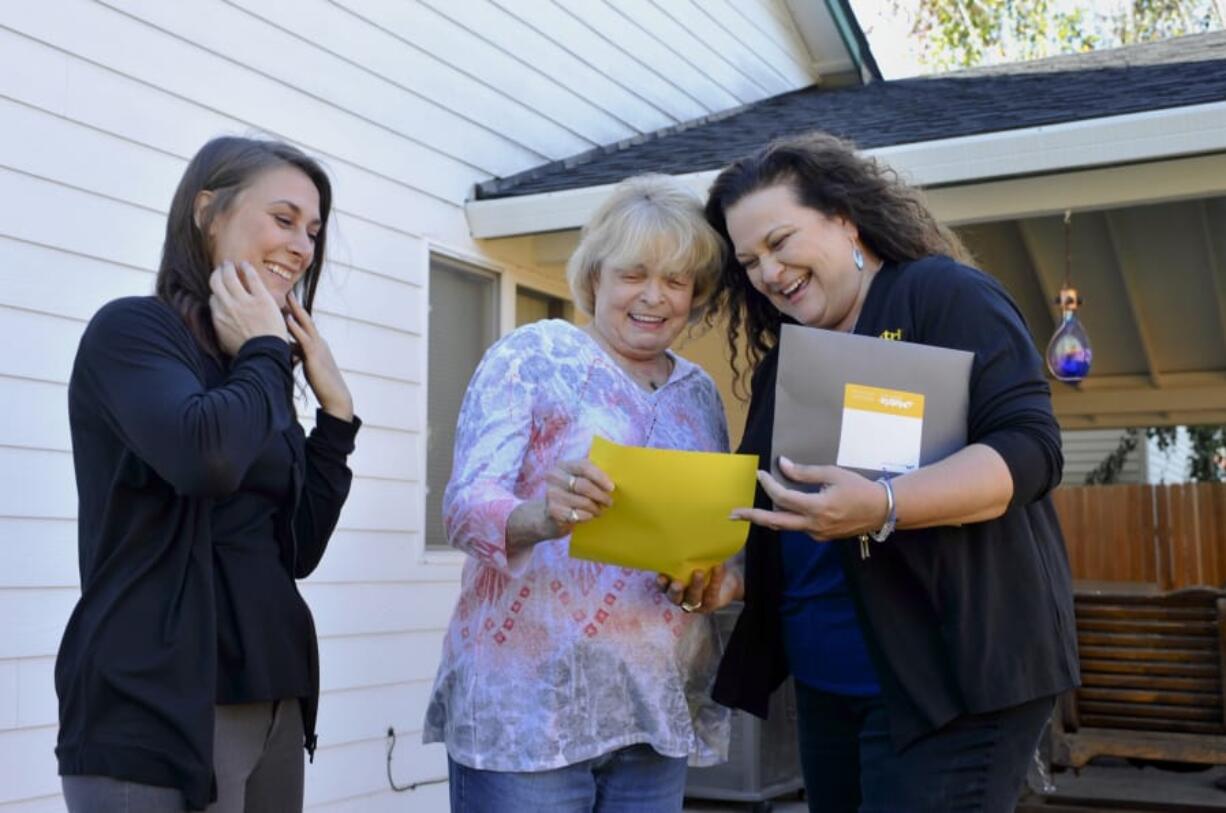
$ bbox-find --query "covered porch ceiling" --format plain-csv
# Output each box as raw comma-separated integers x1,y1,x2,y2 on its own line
961,190,1226,430
497,151,1226,431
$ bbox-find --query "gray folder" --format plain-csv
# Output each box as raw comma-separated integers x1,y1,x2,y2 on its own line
772,323,974,488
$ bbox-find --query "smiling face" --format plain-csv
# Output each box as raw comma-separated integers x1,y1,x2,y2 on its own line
725,183,870,332
201,164,322,308
589,262,694,365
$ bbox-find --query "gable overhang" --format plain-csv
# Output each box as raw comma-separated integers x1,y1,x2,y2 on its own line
466,99,1226,432
788,0,882,84
465,99,1226,239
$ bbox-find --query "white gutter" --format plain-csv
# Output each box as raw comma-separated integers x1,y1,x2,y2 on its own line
465,99,1226,239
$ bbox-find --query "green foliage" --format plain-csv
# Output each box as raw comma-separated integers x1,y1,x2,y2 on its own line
909,0,1093,70
1115,0,1222,42
1087,426,1226,484
1181,426,1226,482
1084,427,1139,484
901,0,1222,71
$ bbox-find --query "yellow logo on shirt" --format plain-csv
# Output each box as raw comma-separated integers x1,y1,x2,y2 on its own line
880,328,903,341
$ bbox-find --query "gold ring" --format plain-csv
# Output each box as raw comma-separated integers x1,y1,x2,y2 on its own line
567,474,577,493
680,600,702,613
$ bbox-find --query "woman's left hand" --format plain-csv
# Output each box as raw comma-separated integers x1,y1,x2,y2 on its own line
730,456,889,541
285,293,354,422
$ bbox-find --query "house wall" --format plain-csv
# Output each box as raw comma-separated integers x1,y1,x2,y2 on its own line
0,2,816,809
1060,428,1146,485
1145,426,1193,484
1059,428,1196,486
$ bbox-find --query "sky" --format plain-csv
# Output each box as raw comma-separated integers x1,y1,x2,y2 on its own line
848,0,927,78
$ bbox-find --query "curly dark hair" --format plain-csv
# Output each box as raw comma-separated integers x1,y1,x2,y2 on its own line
156,136,332,360
703,131,969,398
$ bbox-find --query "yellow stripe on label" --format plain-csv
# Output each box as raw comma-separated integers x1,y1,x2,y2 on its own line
844,383,925,418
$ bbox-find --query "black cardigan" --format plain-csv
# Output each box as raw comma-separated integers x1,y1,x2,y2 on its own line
713,256,1080,750
56,297,358,809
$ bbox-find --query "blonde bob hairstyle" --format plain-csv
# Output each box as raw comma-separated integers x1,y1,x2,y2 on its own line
566,174,725,321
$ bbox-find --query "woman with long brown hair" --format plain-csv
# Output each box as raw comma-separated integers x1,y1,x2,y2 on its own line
676,132,1079,812
56,136,359,811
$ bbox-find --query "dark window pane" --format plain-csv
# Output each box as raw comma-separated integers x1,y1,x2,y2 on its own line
426,257,499,550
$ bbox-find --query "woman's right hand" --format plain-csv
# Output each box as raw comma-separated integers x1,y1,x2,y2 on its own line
209,261,289,356
543,458,615,537
506,459,615,554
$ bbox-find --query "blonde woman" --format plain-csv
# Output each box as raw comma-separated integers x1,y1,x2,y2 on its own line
424,175,731,813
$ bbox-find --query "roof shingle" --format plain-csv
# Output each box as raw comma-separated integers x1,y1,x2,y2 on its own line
475,31,1226,200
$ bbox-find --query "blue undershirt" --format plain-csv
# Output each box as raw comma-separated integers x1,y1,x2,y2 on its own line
779,530,880,696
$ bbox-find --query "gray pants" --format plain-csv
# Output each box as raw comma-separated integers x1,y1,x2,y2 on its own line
62,700,305,812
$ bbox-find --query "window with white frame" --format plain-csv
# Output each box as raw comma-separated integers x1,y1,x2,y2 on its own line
425,255,499,551
425,257,577,551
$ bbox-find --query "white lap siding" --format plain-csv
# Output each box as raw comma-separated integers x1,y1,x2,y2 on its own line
0,1,814,808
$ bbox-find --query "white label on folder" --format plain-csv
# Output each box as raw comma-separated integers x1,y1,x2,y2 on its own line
836,383,924,473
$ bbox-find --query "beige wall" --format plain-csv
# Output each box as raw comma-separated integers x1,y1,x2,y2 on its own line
675,322,752,450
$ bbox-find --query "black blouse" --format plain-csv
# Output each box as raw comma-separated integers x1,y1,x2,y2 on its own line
211,422,312,704
56,297,359,809
713,256,1080,750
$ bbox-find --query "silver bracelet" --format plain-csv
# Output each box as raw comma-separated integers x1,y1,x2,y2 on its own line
870,476,896,543
858,476,897,559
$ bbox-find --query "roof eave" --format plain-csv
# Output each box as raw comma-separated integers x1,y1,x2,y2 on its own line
818,0,883,83
465,99,1226,239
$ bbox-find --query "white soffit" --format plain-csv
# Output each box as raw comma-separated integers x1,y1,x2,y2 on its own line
782,0,858,79
466,99,1226,239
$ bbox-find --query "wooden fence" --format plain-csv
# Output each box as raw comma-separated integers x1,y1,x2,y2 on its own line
1051,484,1226,589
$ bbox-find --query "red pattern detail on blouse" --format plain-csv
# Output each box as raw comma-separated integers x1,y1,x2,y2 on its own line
474,564,509,606
571,560,604,597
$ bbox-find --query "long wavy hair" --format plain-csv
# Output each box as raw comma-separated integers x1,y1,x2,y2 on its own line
156,136,332,360
704,131,969,398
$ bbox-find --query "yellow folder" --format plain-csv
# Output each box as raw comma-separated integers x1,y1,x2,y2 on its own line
569,436,759,578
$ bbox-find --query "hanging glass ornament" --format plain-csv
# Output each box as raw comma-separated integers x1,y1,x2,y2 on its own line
1046,210,1092,383
1047,285,1092,381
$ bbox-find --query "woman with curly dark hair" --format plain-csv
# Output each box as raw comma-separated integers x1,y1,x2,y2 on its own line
56,136,359,812
669,132,1079,812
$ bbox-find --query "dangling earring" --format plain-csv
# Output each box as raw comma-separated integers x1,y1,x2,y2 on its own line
852,245,865,271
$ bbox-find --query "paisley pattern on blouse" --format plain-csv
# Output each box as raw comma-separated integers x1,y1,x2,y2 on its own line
423,319,732,771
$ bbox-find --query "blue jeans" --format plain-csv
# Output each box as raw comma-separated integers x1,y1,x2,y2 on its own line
794,683,1054,813
447,744,688,813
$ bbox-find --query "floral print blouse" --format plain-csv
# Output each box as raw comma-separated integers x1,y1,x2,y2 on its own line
423,319,732,771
